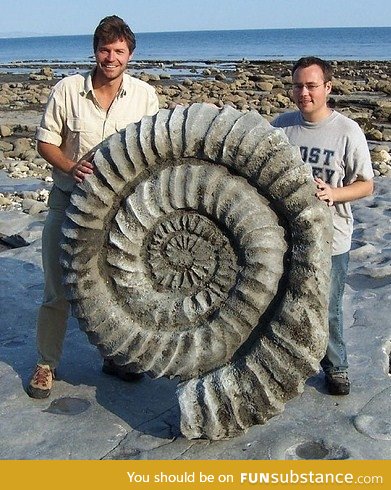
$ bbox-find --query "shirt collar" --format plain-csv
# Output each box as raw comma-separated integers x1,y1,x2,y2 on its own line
82,69,94,96
118,72,131,97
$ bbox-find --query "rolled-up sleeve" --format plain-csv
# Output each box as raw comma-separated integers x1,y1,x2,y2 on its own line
35,84,65,147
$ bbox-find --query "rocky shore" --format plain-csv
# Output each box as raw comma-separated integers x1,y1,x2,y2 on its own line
1,61,391,459
1,60,390,214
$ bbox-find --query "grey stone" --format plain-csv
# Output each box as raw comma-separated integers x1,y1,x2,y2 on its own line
11,137,32,157
0,125,12,137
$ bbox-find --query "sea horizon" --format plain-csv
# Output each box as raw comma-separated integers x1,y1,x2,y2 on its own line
0,26,390,66
1,25,390,39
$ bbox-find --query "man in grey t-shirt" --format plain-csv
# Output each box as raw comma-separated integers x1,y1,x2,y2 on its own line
273,57,374,395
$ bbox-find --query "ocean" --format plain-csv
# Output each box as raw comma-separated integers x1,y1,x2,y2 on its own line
0,27,390,70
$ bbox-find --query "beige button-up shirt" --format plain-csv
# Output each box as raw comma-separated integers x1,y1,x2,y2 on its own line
36,69,159,191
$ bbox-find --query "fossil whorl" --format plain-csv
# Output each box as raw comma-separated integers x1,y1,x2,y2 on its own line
61,103,333,439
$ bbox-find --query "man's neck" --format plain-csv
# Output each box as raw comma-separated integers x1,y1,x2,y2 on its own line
93,72,123,93
92,71,124,111
303,107,332,123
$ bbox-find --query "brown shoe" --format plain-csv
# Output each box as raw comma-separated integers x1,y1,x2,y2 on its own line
27,364,55,399
102,359,143,382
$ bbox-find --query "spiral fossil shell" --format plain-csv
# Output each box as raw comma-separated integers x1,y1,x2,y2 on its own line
61,103,333,439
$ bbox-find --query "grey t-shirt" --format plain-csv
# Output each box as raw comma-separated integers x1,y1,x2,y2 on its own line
272,110,374,255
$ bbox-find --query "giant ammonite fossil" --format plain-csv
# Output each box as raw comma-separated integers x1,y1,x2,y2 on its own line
61,103,333,440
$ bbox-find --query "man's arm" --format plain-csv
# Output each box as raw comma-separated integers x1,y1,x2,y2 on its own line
37,141,94,184
315,177,374,206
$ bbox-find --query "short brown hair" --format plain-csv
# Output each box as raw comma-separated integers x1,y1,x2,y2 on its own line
93,15,136,54
292,56,333,82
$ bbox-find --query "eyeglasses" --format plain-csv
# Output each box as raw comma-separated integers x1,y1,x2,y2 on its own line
291,82,327,91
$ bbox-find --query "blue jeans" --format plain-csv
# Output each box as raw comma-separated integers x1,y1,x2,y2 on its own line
321,251,350,374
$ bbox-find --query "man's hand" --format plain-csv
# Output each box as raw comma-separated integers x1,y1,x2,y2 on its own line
314,177,334,206
37,141,95,183
71,158,94,183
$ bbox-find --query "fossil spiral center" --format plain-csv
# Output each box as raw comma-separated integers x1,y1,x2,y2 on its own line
165,234,201,268
147,212,235,293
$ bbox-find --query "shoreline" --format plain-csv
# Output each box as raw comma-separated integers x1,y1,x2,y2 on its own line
1,59,390,212
1,59,390,83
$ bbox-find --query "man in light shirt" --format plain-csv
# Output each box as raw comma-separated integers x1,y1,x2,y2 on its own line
273,57,374,396
27,15,159,398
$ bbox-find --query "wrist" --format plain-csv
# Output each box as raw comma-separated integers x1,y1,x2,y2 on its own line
67,160,78,175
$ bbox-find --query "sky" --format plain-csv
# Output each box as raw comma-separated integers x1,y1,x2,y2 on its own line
0,0,390,37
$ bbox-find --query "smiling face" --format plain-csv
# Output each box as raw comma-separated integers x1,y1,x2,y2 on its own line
292,64,332,122
94,37,132,84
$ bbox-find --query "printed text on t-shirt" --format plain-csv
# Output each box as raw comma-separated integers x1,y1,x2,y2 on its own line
299,145,335,183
